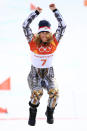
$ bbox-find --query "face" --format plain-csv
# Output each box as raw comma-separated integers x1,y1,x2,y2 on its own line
39,32,49,42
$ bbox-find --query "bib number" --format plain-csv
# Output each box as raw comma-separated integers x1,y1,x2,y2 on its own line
41,59,47,66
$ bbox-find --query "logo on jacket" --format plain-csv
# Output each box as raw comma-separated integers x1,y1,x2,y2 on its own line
38,46,52,52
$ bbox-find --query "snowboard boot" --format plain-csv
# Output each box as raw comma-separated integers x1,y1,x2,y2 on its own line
28,107,37,126
28,102,39,126
45,106,55,124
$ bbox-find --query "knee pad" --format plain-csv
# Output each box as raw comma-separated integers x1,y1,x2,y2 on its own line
48,88,59,98
48,88,59,108
31,89,43,105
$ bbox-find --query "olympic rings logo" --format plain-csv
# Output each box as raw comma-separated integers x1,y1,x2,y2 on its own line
37,46,52,52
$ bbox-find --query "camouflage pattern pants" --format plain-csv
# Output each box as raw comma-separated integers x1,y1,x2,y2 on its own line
27,65,59,108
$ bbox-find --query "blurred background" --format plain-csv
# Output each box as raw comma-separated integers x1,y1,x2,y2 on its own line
0,0,87,130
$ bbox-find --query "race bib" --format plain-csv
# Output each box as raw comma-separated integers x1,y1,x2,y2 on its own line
30,51,54,68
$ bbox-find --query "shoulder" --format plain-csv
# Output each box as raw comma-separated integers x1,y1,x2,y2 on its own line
28,35,36,46
52,34,59,46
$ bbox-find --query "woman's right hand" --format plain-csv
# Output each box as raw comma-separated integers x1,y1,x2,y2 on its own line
36,7,42,13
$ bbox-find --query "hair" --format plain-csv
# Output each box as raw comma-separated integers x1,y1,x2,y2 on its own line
34,32,54,47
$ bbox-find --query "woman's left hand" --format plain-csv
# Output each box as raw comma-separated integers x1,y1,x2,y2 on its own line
49,4,57,11
36,7,42,13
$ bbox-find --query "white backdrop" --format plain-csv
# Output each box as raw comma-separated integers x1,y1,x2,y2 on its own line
0,0,87,130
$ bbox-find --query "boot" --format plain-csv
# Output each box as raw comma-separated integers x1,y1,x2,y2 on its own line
45,106,55,124
28,102,39,126
28,107,37,126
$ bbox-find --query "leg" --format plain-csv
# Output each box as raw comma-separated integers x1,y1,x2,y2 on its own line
48,87,59,109
27,65,43,126
46,87,59,124
30,89,43,106
45,67,59,124
28,89,43,126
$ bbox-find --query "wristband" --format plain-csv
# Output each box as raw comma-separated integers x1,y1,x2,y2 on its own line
35,10,40,15
53,9,57,12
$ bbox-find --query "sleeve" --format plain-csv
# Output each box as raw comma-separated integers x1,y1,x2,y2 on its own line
22,10,40,43
53,9,66,42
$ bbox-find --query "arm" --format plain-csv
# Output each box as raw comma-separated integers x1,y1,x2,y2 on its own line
53,9,66,42
49,4,66,42
22,10,40,43
22,7,42,43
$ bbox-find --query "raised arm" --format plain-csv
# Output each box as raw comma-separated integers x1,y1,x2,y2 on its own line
49,4,66,42
22,7,42,43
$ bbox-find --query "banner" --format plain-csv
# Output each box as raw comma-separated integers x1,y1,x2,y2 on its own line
0,78,11,90
84,0,87,6
30,3,36,10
